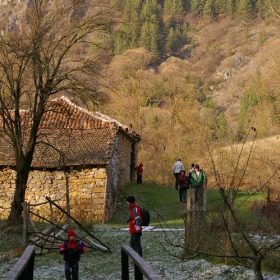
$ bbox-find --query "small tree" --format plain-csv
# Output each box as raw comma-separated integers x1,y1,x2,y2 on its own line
0,0,111,224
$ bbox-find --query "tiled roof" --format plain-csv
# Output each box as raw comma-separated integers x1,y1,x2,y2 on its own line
0,97,140,168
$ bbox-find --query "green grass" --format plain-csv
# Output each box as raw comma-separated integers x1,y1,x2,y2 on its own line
109,182,266,228
108,182,187,226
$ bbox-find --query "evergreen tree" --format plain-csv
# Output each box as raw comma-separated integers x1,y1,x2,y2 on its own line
203,0,215,20
191,0,207,17
139,21,150,50
183,0,192,11
141,0,162,23
236,0,253,20
149,21,162,57
164,0,184,20
225,0,236,16
165,27,177,53
216,112,232,140
177,23,189,44
114,32,130,55
164,0,172,16
214,0,227,15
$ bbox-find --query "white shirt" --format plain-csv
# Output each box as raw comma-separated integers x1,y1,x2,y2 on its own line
173,161,184,174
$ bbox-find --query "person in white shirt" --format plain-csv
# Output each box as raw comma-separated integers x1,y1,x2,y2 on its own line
173,159,184,187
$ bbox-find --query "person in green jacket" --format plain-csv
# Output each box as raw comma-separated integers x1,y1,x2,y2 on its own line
190,164,207,205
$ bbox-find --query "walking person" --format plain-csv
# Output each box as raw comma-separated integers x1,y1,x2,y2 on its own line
188,163,195,188
134,163,143,184
189,164,207,206
173,159,184,187
176,170,189,203
126,195,143,257
59,229,86,280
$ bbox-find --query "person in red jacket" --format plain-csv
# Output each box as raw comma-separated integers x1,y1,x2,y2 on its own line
126,195,143,257
134,163,143,184
176,170,189,204
59,229,86,280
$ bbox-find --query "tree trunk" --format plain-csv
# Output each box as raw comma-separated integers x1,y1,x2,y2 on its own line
7,164,30,225
254,256,264,280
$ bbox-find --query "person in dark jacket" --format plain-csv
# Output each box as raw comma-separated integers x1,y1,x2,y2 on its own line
176,170,189,203
126,195,143,257
59,229,86,280
134,163,144,184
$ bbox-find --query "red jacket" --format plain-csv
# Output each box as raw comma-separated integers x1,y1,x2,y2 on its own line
177,174,189,187
128,202,142,234
135,163,143,175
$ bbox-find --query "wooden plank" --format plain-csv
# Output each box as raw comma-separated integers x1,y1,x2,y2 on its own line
121,245,163,280
3,245,35,280
84,236,109,252
31,225,55,244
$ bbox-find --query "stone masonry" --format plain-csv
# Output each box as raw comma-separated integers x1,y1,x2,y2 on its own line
0,167,109,222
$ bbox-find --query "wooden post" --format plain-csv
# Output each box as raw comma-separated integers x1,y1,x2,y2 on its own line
185,189,192,247
267,186,271,218
121,248,129,280
65,171,71,225
202,180,207,212
225,187,235,264
90,193,93,223
23,201,29,248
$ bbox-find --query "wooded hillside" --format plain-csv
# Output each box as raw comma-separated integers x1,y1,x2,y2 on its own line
0,0,280,189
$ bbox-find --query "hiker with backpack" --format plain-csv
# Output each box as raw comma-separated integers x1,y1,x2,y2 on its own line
126,195,143,257
59,229,86,280
189,164,207,206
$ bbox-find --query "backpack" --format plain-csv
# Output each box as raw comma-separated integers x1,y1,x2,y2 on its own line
140,208,150,227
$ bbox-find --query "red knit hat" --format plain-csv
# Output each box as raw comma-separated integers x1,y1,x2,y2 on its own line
68,229,76,238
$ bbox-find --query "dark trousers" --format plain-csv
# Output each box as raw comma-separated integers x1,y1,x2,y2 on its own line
137,174,142,184
195,185,203,205
130,232,143,257
174,173,179,187
179,189,187,203
65,262,79,280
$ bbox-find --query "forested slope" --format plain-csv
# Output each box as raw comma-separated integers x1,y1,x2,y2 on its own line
0,0,280,187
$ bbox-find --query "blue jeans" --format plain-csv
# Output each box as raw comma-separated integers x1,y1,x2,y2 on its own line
130,232,143,257
65,262,79,280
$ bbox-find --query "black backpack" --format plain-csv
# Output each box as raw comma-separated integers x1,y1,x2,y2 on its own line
140,208,150,226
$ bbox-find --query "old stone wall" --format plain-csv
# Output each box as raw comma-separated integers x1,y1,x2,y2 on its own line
0,167,109,222
104,133,135,222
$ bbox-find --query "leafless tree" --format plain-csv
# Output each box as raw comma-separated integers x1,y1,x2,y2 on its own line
0,0,111,224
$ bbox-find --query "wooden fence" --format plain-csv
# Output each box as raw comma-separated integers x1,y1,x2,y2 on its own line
3,245,35,280
121,245,163,280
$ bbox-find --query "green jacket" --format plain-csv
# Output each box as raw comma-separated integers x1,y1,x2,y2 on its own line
190,170,207,187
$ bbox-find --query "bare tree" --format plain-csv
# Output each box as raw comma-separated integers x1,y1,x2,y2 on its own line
160,128,280,280
0,0,111,224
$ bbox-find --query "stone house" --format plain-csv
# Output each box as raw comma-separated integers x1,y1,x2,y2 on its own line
0,96,141,223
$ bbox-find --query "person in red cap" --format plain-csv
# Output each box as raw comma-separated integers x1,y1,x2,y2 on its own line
59,229,86,280
126,195,143,257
